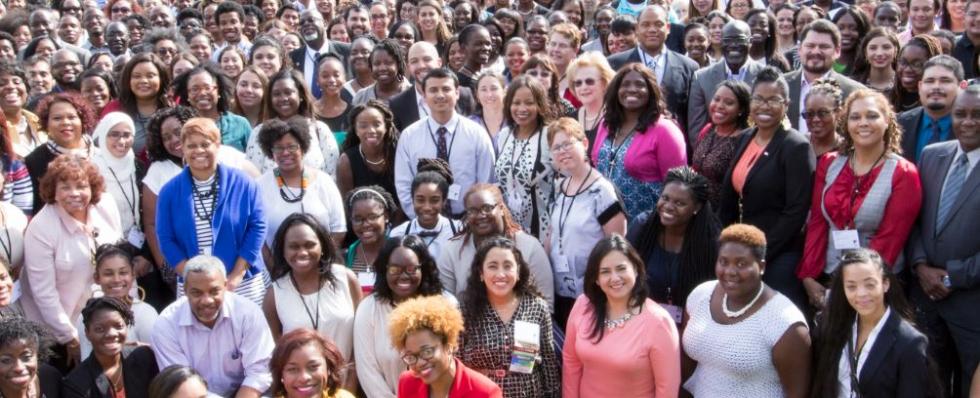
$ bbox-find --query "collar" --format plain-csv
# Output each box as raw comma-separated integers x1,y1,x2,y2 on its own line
426,112,460,131
54,201,100,235
954,143,980,169
177,294,234,328
725,59,754,77
802,69,833,86
307,40,331,55
850,306,892,345
638,46,665,63
924,113,953,128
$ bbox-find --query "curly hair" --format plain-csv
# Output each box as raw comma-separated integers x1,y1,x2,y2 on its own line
839,89,903,155
370,38,408,82
503,75,556,131
173,63,234,114
270,213,340,288
36,92,98,137
146,106,198,163
892,34,942,106
40,154,106,205
0,61,31,94
270,328,346,397
583,234,649,343
461,237,542,325
388,295,464,350
143,27,188,57
718,223,767,261
372,235,445,303
81,296,135,330
342,99,398,172
603,63,667,135
456,183,523,246
0,317,53,362
257,116,313,158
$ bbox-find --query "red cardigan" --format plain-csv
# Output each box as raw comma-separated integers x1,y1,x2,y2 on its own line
797,152,922,279
397,358,502,398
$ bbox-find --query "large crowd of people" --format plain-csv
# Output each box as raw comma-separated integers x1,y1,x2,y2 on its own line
0,0,976,396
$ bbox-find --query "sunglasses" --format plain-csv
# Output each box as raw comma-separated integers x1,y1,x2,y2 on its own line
573,78,597,87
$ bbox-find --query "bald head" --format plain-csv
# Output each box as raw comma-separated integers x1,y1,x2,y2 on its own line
408,41,443,87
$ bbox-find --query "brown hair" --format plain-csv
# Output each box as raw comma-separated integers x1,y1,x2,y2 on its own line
180,117,221,144
269,328,345,397
840,89,903,155
36,92,98,137
40,154,105,205
546,116,587,145
502,75,555,130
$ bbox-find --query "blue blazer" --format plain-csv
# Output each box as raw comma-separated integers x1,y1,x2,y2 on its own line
852,310,940,398
156,164,266,278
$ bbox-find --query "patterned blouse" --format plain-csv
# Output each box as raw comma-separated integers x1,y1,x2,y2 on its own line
458,294,561,398
495,126,554,240
596,134,659,220
692,125,745,210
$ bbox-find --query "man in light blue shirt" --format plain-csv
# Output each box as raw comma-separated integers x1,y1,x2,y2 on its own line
151,255,274,398
394,68,495,218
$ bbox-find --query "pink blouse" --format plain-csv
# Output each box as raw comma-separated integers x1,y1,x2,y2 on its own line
562,296,681,397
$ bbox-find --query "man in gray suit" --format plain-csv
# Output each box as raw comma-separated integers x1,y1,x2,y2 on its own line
686,20,764,140
909,86,980,395
607,5,698,135
782,20,864,133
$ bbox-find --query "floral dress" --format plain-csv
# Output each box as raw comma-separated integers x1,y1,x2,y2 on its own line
495,126,554,239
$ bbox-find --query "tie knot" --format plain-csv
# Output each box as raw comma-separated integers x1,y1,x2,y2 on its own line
957,153,969,166
437,127,448,136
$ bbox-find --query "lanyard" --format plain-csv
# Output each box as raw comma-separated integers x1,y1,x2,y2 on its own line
291,273,321,330
604,129,636,173
191,175,218,222
107,167,138,222
409,219,443,247
844,152,886,229
556,168,594,253
426,119,459,160
846,331,864,398
502,128,538,180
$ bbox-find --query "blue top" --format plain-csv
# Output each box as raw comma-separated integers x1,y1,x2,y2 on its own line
218,112,252,152
156,164,266,278
916,113,952,162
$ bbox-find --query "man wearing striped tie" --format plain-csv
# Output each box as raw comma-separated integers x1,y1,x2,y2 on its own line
909,85,980,396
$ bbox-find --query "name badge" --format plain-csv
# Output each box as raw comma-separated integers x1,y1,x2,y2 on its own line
832,229,860,250
447,184,461,201
127,226,146,248
357,272,376,288
663,303,683,324
510,321,540,374
553,253,571,274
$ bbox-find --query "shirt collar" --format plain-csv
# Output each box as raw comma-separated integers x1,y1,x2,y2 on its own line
954,142,980,168
802,70,833,86
426,112,460,131
925,113,953,129
307,41,331,55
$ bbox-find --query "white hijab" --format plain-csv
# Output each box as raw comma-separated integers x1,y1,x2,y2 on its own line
90,112,137,179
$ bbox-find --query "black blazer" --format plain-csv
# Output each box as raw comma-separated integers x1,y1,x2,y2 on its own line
288,41,352,75
607,47,699,135
849,310,939,398
389,86,477,132
718,126,815,260
61,346,159,398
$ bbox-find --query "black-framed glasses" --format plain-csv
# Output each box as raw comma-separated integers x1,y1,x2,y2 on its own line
466,203,497,216
352,213,385,225
751,96,786,108
401,346,437,365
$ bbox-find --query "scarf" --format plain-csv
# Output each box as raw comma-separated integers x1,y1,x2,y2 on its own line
90,112,137,180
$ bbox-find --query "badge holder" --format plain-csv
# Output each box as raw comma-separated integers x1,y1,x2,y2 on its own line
509,320,540,375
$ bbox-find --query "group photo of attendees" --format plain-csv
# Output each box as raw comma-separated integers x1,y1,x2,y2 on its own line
0,0,977,395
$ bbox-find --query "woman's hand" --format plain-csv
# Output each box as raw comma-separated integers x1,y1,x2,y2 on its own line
802,277,826,310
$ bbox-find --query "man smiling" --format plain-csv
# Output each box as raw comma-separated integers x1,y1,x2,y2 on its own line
289,10,350,99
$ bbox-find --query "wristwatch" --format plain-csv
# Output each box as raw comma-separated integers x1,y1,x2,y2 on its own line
942,275,952,289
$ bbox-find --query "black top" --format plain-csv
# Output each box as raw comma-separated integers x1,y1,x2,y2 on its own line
39,363,62,398
316,104,352,138
23,143,59,215
61,346,159,398
344,146,396,205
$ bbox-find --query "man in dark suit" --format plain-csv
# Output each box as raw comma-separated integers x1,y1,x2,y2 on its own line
953,0,980,80
783,19,864,133
908,86,980,396
898,55,965,162
290,10,350,99
608,5,698,134
687,19,764,140
390,41,476,132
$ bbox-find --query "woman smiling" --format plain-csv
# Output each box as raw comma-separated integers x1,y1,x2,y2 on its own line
0,318,63,398
269,328,356,398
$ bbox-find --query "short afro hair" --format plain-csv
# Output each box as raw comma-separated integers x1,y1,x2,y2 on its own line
388,295,464,350
718,223,767,261
257,116,312,159
40,154,105,205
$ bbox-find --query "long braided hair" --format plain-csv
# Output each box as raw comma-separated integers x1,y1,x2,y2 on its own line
629,166,720,307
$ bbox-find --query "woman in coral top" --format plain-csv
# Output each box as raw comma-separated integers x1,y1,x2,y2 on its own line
798,89,922,311
562,235,681,397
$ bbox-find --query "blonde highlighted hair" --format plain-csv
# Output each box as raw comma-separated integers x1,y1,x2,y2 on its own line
388,295,464,350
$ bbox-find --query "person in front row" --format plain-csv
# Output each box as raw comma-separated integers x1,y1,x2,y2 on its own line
150,255,275,398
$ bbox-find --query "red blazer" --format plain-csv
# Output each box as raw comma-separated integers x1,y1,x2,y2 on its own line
397,358,502,398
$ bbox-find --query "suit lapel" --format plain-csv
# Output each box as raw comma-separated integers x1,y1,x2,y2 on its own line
787,72,802,124
407,90,421,123
859,311,901,387
940,149,980,233
744,127,787,188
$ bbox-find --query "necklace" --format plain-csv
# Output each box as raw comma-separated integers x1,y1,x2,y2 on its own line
722,283,765,318
359,145,385,165
604,307,638,330
358,243,377,269
275,168,308,204
291,273,322,330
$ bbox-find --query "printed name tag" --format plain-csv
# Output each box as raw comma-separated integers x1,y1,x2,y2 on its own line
832,229,860,250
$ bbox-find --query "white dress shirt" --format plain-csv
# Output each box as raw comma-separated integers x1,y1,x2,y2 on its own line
303,42,332,95
151,292,274,397
394,112,496,217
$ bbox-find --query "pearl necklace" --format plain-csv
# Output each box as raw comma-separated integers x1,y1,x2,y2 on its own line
722,283,765,318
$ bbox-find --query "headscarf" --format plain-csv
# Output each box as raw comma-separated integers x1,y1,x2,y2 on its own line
90,112,137,179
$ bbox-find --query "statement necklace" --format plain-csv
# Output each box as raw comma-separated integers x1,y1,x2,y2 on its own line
604,307,638,330
722,283,765,318
275,168,308,204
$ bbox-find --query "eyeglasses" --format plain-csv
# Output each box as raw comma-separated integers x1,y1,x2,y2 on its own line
111,6,131,13
352,213,385,225
751,96,786,108
401,346,437,365
189,84,216,95
272,144,301,154
898,58,926,69
802,109,833,119
573,78,597,87
550,141,576,153
466,203,497,216
387,265,422,276
156,48,177,56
